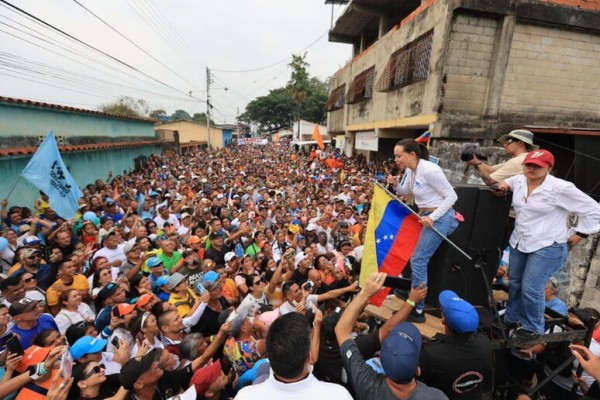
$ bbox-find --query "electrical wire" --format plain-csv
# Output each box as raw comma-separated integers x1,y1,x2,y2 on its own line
0,29,201,103
0,0,204,102
124,0,201,74
0,10,182,95
73,0,202,91
211,30,328,73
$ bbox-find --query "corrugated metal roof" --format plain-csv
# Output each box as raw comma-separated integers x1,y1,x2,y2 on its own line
0,96,157,123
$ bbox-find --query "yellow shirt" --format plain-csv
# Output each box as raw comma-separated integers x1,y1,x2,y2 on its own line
168,288,198,317
46,275,90,307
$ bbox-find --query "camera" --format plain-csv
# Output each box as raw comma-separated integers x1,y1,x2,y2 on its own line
460,142,487,162
303,281,314,292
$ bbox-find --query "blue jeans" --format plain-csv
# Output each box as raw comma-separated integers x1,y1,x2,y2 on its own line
506,242,568,334
410,208,459,311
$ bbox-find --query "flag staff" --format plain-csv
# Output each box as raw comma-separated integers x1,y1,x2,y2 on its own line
373,180,472,261
4,176,22,201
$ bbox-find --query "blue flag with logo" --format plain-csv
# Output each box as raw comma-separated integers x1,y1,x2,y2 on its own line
21,131,83,219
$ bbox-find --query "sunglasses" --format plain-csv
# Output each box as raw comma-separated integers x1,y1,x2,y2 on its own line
504,138,516,144
23,275,37,283
82,364,105,380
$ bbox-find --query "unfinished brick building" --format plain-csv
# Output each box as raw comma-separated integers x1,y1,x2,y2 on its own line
326,0,600,307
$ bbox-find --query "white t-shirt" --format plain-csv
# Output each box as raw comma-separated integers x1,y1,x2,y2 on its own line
394,159,458,222
93,245,127,268
54,303,95,334
154,214,180,230
238,291,269,318
236,370,353,400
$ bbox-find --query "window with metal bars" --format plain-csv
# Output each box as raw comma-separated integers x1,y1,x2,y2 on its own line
346,67,375,104
326,84,346,111
376,30,433,92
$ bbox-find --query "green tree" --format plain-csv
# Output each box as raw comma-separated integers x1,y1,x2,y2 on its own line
100,96,150,117
171,109,191,121
192,112,216,125
288,54,310,137
239,87,296,133
302,77,329,125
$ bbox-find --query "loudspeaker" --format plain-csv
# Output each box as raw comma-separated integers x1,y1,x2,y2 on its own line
425,185,512,307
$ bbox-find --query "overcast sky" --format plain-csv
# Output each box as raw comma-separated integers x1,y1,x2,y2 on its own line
1,0,351,124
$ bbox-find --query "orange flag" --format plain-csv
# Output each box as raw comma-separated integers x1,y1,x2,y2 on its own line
312,124,325,150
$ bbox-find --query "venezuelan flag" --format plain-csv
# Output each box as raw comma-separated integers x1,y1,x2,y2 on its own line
415,130,431,143
360,186,422,306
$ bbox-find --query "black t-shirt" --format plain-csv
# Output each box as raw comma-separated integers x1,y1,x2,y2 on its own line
126,365,193,400
191,297,229,336
314,329,380,388
291,269,308,285
329,279,352,302
314,282,330,295
204,245,229,265
419,333,494,400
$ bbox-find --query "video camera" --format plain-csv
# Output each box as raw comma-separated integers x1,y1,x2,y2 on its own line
460,142,487,162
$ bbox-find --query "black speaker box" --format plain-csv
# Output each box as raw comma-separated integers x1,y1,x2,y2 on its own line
425,185,512,307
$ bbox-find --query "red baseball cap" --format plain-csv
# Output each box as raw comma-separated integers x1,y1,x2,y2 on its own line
191,360,222,396
523,149,554,167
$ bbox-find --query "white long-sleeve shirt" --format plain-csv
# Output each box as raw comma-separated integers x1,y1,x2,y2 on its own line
394,159,458,221
505,174,600,253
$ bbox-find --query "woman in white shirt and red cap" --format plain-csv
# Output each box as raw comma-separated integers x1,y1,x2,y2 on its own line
498,149,600,340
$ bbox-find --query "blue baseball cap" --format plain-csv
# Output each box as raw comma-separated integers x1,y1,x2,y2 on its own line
379,322,422,383
203,271,219,283
156,275,170,287
439,290,479,333
70,336,108,360
146,257,163,268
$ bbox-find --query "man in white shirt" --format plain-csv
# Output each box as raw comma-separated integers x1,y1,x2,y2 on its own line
93,232,127,273
236,312,353,400
154,203,180,230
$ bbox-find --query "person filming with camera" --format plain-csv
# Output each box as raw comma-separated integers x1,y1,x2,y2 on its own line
466,129,538,185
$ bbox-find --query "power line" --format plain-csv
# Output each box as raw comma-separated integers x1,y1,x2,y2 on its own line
0,0,204,102
124,0,201,75
0,27,202,103
0,9,182,95
211,30,328,73
0,51,200,103
72,0,202,91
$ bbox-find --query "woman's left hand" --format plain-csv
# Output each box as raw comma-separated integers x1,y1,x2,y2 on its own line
420,216,433,228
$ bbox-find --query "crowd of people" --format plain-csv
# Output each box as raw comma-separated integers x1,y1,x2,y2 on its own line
0,134,598,400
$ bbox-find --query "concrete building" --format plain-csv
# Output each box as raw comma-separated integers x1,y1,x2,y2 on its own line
326,0,600,194
154,120,225,153
0,96,161,207
326,0,600,307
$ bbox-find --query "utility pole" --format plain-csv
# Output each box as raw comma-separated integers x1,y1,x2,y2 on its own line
206,67,211,151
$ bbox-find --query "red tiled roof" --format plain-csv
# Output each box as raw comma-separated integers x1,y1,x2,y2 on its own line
0,140,164,158
0,96,157,123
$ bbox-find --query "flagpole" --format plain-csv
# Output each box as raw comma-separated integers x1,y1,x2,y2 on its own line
373,180,472,261
4,176,22,201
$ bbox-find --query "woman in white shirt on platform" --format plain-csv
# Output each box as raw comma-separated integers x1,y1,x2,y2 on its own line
498,149,600,339
388,138,459,322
